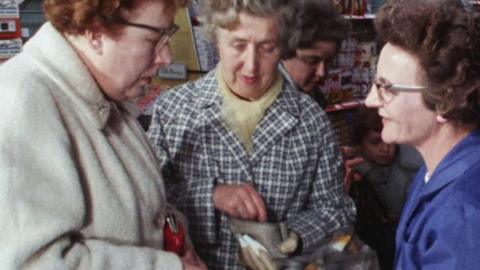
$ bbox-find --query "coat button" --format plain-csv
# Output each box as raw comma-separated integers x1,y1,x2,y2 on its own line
154,212,165,230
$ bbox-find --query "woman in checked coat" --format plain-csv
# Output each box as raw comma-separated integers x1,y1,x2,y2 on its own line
147,0,356,269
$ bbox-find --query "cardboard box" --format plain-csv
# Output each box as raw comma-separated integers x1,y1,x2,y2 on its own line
0,18,21,39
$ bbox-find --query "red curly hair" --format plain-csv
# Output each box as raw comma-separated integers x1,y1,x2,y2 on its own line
44,0,188,35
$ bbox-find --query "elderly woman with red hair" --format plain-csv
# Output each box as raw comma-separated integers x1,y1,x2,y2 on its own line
0,1,206,269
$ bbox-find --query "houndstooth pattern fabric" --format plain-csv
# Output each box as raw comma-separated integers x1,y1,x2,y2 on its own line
147,68,356,269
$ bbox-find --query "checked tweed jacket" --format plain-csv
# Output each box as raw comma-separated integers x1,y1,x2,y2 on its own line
147,68,356,269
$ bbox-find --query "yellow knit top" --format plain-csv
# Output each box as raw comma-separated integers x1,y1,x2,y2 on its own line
217,67,283,153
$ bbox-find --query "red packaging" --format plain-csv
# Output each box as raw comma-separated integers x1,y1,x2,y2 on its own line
164,214,186,256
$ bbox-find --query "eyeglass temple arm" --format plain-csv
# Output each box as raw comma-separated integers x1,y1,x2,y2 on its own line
385,83,426,91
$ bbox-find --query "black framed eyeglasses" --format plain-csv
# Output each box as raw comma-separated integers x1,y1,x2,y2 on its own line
373,77,426,103
105,15,179,51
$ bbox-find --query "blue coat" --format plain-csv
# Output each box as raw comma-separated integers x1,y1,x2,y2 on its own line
395,129,480,270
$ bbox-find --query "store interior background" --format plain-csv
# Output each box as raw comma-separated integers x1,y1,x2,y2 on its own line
4,1,397,269
8,0,386,144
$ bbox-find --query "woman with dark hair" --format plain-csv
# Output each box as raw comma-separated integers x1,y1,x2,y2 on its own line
280,0,350,108
0,0,206,269
366,0,480,268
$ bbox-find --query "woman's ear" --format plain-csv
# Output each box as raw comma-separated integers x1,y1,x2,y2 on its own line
436,114,448,123
85,29,103,54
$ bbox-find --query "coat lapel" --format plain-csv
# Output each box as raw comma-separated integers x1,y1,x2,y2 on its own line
250,85,300,161
397,129,480,243
193,70,302,179
195,71,253,179
396,167,426,244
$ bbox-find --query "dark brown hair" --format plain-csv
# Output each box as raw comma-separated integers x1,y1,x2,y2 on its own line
283,0,350,59
351,107,383,146
375,0,480,126
44,0,188,35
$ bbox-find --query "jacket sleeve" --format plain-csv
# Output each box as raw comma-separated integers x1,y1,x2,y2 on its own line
146,93,219,245
286,113,356,252
146,101,175,189
0,87,182,270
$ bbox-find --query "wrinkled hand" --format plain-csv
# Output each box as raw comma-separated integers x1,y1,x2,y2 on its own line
213,183,267,222
181,247,208,270
341,146,364,192
238,231,299,270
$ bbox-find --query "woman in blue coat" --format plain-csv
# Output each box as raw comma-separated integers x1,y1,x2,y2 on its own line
365,0,480,269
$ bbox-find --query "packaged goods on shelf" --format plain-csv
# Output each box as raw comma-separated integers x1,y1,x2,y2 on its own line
0,37,21,60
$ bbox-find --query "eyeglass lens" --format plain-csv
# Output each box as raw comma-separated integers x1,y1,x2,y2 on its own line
106,15,179,51
155,24,179,51
374,79,394,103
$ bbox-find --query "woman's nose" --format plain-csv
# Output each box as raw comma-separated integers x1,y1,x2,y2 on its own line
243,46,258,73
315,62,326,78
365,84,381,108
154,44,173,67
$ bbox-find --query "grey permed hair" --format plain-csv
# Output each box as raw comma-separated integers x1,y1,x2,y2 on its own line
199,0,297,59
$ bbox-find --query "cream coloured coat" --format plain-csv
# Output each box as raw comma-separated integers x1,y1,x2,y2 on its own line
0,23,182,270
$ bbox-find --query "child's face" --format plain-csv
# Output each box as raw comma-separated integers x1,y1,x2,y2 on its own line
361,130,397,166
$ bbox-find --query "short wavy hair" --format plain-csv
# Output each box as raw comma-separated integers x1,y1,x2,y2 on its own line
375,0,480,126
200,0,297,58
351,107,383,146
283,0,350,59
44,0,188,36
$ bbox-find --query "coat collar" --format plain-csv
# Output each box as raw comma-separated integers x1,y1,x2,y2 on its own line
195,66,301,118
191,67,303,177
424,128,480,195
278,62,301,92
23,22,113,129
398,129,480,237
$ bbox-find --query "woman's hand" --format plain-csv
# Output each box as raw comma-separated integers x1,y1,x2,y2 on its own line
181,248,208,270
213,183,267,222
